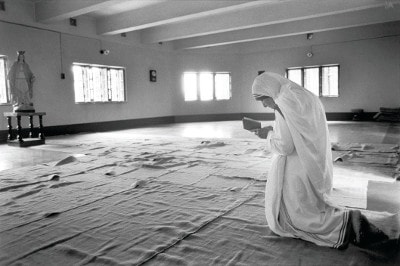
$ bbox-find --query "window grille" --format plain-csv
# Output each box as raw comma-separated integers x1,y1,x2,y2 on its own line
287,65,339,97
0,56,9,104
73,63,126,103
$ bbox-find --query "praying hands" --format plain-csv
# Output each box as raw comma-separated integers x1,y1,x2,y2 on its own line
253,126,273,139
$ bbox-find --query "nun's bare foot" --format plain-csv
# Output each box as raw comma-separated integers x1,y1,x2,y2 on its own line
350,210,362,244
350,210,389,248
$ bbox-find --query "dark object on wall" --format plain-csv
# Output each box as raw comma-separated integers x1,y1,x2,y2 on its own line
351,109,364,121
0,1,5,11
373,107,400,122
150,70,157,82
100,49,110,55
69,18,77,26
258,70,265,75
60,73,65,79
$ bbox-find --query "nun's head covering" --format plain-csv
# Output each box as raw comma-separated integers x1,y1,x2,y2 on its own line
251,72,290,100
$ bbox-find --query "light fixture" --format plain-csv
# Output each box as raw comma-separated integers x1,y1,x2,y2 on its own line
306,33,313,40
69,18,77,27
307,45,314,58
100,49,110,55
99,39,110,55
59,33,65,79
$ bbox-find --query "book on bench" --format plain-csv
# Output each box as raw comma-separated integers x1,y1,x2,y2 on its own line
242,117,261,131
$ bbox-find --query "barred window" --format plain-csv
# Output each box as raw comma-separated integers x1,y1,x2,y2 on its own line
183,72,231,101
72,63,126,103
287,65,339,97
0,56,9,104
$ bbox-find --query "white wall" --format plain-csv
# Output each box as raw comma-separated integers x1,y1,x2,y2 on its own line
0,21,175,130
239,26,400,114
170,22,400,116
1,0,399,132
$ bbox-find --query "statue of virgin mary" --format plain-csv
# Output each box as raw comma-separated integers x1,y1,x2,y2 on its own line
7,51,35,112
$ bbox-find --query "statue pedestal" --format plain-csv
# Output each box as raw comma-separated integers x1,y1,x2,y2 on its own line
13,104,35,113
3,111,46,147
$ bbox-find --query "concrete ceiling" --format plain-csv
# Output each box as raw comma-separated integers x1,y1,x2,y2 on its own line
33,0,400,50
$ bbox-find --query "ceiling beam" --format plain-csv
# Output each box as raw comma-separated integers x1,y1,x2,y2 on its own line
35,0,120,23
235,21,400,53
173,6,400,49
140,0,384,43
96,0,262,35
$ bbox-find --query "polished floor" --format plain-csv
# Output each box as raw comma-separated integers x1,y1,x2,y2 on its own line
0,120,399,172
1,120,399,214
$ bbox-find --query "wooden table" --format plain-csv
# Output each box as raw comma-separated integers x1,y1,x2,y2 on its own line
3,112,46,147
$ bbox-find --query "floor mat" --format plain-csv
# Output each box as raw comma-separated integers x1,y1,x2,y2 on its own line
367,181,400,213
0,136,399,265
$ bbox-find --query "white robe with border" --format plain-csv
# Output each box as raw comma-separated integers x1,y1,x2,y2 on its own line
252,72,352,248
265,110,350,248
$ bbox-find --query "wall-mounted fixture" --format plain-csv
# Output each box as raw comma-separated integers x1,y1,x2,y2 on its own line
258,70,265,75
121,33,127,37
98,39,110,55
69,18,77,27
149,70,157,82
307,45,314,58
100,49,110,55
59,33,65,79
306,33,313,40
0,1,5,11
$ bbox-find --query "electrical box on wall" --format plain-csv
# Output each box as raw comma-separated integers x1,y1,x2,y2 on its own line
149,70,157,82
69,18,77,26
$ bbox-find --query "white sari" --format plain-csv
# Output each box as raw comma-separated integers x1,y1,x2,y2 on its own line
252,72,351,248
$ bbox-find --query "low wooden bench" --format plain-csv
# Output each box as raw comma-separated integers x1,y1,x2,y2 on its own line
3,112,46,147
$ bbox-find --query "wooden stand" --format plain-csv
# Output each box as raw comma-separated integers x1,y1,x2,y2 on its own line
3,112,46,147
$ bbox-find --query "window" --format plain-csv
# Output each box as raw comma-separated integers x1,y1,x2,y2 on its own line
286,65,339,97
183,72,231,101
72,63,126,103
200,72,213,101
0,56,9,104
183,72,197,101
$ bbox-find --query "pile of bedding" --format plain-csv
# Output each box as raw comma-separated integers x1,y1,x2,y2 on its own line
374,107,400,122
